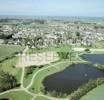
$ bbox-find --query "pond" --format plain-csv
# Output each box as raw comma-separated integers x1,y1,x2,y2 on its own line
43,64,104,94
81,54,104,64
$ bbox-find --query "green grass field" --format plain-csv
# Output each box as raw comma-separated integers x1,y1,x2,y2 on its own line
23,68,40,88
0,56,22,82
0,91,32,100
28,45,72,54
35,96,50,100
80,84,104,100
29,61,71,93
0,44,24,61
0,44,24,83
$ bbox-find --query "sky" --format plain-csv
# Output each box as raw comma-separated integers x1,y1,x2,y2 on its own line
0,0,104,17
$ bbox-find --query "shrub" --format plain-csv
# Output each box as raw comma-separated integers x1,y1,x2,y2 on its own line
84,48,90,52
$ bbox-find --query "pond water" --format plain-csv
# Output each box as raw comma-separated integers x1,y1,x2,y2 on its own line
43,64,104,94
81,54,104,64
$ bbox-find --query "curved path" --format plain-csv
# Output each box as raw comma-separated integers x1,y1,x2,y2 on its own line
1,47,104,100
0,47,69,100
26,61,69,89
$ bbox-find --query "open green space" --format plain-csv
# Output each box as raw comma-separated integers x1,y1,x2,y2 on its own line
0,91,32,100
0,44,104,100
0,57,22,82
80,84,104,100
23,68,40,88
0,44,24,82
35,96,50,100
29,60,72,93
28,45,72,54
0,44,24,61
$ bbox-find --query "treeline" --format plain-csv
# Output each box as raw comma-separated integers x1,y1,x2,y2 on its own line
57,52,74,61
57,52,69,59
40,86,67,98
94,25,104,29
0,70,19,92
0,33,12,39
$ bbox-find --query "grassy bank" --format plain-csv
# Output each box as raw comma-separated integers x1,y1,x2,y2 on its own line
23,67,41,88
28,60,72,93
80,84,104,100
35,96,50,100
69,78,104,100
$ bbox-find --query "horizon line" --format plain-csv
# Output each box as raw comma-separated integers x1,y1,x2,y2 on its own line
0,15,104,18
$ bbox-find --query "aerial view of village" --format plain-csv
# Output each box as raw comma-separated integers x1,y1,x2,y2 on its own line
0,0,104,100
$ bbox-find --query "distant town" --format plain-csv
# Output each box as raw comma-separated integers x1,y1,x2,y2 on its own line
0,18,104,48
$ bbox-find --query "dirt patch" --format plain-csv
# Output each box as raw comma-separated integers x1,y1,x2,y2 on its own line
16,52,59,68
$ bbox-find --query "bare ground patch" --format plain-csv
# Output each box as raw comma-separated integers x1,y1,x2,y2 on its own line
16,52,59,68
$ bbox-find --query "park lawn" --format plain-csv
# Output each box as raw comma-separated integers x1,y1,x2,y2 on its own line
29,60,71,93
28,45,72,54
35,96,50,100
23,68,40,88
0,57,22,83
0,91,32,100
80,84,104,100
0,44,24,61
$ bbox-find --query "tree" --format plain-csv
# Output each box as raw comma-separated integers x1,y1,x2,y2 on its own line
0,70,17,92
76,32,80,37
57,52,69,59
